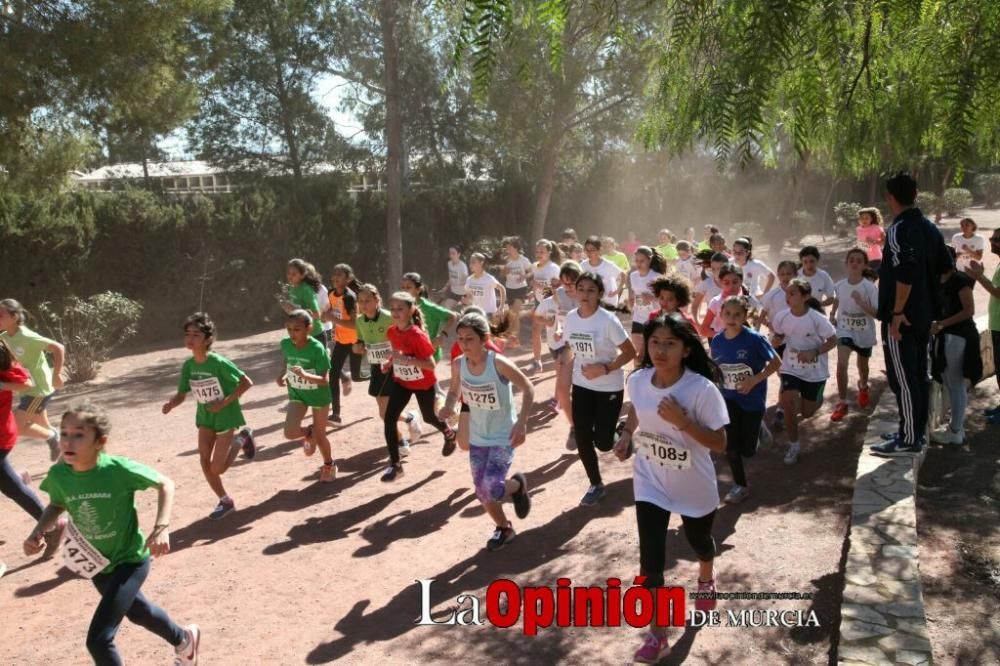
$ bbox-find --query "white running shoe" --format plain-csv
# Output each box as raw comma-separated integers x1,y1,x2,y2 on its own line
341,376,352,397
783,444,801,465
174,624,200,665
407,411,424,442
929,427,963,445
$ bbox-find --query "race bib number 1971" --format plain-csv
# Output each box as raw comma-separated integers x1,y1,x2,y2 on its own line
62,521,110,579
569,332,597,360
634,431,691,470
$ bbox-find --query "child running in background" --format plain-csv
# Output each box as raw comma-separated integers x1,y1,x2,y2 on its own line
528,240,562,374
464,253,506,324
501,237,533,347
534,261,582,423
283,259,327,345
700,262,760,339
710,297,781,503
277,310,336,483
439,312,534,552
760,260,797,331
797,246,836,306
439,246,469,309
326,264,366,423
613,313,728,663
691,253,727,321
0,299,65,461
771,279,838,464
582,236,625,308
564,272,636,506
162,313,255,520
649,275,698,330
402,272,456,365
856,207,885,272
674,241,701,287
25,403,201,666
829,250,879,422
731,237,774,298
1,339,66,561
353,284,423,456
627,246,667,365
380,292,457,482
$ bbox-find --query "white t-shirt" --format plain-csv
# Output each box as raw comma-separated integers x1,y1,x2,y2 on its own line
504,255,533,289
675,257,701,285
564,307,630,391
695,276,723,303
629,269,662,323
706,292,762,334
627,368,726,517
317,284,333,333
532,261,561,301
741,258,774,297
447,260,469,295
799,269,836,302
772,308,837,382
536,287,577,349
583,258,624,307
951,233,986,272
833,278,878,348
761,286,790,328
465,273,502,314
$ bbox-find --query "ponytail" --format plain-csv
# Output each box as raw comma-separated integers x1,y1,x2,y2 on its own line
402,272,430,298
333,263,363,295
636,245,667,274
537,239,562,265
806,297,824,313
389,291,425,329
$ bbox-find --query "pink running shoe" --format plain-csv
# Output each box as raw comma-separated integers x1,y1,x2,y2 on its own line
633,631,670,663
302,424,316,457
696,578,717,612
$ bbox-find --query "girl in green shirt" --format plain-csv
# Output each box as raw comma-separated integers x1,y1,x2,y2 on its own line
282,259,326,343
25,403,200,666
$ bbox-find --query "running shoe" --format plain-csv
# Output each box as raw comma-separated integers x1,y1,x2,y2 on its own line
633,632,670,664
528,359,544,375
771,408,785,432
441,429,457,457
238,426,256,459
320,462,337,483
723,485,750,504
758,423,773,448
929,427,963,445
565,427,577,451
511,473,531,519
330,411,342,424
302,424,316,457
399,438,411,457
341,376,352,397
857,385,871,409
783,444,800,465
545,397,560,413
380,463,404,482
830,402,849,422
879,431,899,441
984,405,1000,417
695,578,717,612
870,436,924,457
580,484,606,506
209,497,235,520
486,523,516,551
174,624,201,666
46,428,60,462
42,517,67,559
406,410,424,442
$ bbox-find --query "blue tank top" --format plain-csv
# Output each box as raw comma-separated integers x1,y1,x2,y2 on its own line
460,351,516,447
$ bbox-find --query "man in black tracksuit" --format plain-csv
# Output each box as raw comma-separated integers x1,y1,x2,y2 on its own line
871,173,953,456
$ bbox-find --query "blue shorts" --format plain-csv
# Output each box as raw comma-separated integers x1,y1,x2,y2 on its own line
838,337,873,358
469,444,514,503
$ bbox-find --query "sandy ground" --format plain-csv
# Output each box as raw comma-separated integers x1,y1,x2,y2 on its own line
0,213,996,665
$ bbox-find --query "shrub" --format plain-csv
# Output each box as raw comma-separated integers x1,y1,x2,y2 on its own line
36,292,144,382
915,191,941,216
790,210,817,239
833,202,862,230
975,174,1000,208
941,188,973,217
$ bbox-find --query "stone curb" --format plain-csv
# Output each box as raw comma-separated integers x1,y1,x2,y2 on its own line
838,393,933,666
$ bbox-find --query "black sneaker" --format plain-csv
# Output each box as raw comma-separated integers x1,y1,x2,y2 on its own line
441,430,457,457
330,412,343,424
209,498,235,520
380,463,404,482
580,484,606,506
239,427,256,459
870,435,924,457
486,523,516,551
879,431,899,441
511,473,531,519
565,427,577,451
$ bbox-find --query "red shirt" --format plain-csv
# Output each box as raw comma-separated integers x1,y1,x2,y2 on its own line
0,364,31,450
449,338,503,361
387,324,437,390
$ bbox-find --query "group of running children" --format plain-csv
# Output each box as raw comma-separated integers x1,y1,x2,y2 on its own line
1,208,914,664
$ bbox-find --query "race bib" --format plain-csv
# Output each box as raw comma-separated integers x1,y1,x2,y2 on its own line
569,332,597,360
469,285,486,300
189,377,223,404
366,341,392,365
332,307,343,321
788,350,819,371
461,380,500,411
62,521,110,579
393,362,424,382
841,313,869,332
285,366,314,391
719,363,753,391
634,431,691,470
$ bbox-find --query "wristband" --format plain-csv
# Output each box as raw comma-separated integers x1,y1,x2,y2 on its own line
153,523,169,530
893,311,905,316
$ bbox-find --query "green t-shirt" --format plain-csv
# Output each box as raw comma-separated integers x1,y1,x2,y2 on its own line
356,309,392,345
280,336,331,405
178,352,246,425
419,298,452,362
40,454,160,573
288,283,323,336
606,251,631,272
1,326,54,397
990,265,1000,332
697,241,711,252
655,244,679,262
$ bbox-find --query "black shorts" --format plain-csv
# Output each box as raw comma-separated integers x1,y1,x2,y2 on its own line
507,286,530,303
838,337,873,358
367,366,394,397
779,374,826,403
549,345,570,363
631,321,646,334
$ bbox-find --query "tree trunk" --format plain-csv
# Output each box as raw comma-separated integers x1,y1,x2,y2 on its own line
771,151,810,257
531,138,560,242
380,0,404,292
